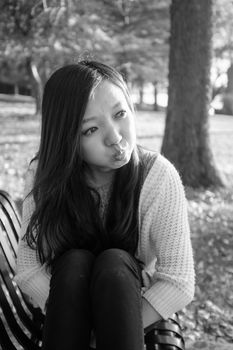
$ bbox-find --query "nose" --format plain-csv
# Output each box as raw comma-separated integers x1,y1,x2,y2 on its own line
104,125,122,147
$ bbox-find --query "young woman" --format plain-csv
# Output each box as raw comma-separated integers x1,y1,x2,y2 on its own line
15,61,195,350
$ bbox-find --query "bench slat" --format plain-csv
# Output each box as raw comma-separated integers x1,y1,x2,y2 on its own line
0,318,19,350
0,282,40,350
0,190,43,349
0,255,43,339
0,284,38,350
0,207,19,256
0,229,17,273
0,191,21,230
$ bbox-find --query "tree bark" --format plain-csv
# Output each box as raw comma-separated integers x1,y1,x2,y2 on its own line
14,84,19,95
139,80,144,106
161,0,223,188
223,63,233,115
26,57,43,115
153,81,159,111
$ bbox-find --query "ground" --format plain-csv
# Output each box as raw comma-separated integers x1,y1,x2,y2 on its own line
0,101,233,349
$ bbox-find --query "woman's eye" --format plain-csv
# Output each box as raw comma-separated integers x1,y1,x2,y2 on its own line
115,110,127,119
82,127,98,136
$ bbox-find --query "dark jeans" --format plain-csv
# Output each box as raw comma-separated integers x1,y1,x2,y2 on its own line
42,248,144,350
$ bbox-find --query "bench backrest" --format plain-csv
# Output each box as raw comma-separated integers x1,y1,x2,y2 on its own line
0,190,43,350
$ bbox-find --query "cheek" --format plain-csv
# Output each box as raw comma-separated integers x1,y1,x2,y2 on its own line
123,118,136,144
81,138,103,162
81,139,91,161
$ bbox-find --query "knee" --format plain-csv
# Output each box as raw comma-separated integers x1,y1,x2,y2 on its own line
51,249,94,288
96,248,131,267
92,249,139,285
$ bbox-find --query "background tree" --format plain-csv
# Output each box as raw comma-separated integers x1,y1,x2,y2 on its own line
161,0,223,188
95,0,170,106
0,0,171,112
213,0,233,115
0,0,116,114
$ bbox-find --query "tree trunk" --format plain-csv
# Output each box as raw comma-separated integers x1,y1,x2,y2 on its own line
161,0,223,188
139,81,144,106
153,81,159,111
14,84,19,95
223,63,233,115
26,57,43,115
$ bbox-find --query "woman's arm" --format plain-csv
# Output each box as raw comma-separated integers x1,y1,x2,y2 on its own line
140,156,195,320
142,297,161,328
14,163,50,313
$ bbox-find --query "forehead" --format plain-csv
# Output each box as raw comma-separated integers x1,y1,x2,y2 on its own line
86,81,128,110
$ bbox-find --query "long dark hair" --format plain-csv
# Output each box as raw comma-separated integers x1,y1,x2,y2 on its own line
25,61,143,267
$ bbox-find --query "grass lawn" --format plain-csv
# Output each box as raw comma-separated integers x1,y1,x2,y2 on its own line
0,101,233,348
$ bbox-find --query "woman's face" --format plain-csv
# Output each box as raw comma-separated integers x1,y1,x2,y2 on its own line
81,80,136,183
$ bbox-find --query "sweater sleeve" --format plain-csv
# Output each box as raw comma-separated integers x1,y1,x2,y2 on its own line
14,163,50,313
141,158,195,319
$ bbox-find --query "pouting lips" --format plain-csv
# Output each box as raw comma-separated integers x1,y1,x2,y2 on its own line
113,151,127,161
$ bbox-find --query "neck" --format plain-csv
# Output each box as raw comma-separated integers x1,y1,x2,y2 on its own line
85,167,115,188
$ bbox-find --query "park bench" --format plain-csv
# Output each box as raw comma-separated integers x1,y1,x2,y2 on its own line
0,189,185,350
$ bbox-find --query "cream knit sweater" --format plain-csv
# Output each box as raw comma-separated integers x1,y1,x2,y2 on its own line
15,153,195,319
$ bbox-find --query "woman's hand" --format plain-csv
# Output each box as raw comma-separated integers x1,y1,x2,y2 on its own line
142,297,162,329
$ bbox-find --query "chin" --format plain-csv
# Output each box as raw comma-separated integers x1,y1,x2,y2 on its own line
115,156,130,168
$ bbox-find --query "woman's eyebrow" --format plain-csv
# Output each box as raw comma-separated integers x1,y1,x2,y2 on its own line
112,102,121,109
82,116,97,125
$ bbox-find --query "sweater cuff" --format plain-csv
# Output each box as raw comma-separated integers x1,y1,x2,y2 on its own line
142,280,193,319
14,268,50,314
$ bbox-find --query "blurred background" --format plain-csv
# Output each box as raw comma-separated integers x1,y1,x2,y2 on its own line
0,0,233,349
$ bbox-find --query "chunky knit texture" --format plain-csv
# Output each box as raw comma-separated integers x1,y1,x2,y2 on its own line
15,152,195,319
